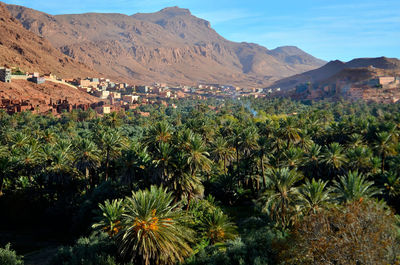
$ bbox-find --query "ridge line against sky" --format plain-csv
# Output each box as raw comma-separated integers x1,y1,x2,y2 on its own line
3,0,400,62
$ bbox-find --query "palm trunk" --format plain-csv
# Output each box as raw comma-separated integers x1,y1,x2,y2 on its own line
105,148,110,181
0,174,4,196
261,155,266,189
224,155,227,175
236,146,240,186
186,193,191,211
85,166,90,190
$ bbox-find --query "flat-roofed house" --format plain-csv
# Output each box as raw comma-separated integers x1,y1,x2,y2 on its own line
0,67,11,83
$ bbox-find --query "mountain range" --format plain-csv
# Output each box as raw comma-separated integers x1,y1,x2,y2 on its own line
4,3,325,87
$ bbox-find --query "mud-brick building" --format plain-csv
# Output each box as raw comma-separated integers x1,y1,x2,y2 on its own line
0,67,11,83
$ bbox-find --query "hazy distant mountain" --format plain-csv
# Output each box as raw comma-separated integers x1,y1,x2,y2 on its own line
268,56,400,91
0,2,98,78
6,4,325,86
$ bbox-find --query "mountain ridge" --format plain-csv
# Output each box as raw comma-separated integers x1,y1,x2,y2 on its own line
5,3,325,87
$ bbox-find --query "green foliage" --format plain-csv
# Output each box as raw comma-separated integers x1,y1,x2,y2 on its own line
49,232,118,265
186,227,286,265
92,199,125,237
282,200,399,264
332,170,381,203
117,186,193,265
3,98,400,264
0,244,23,265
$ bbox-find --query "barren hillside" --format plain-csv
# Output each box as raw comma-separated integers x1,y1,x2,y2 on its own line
7,4,325,87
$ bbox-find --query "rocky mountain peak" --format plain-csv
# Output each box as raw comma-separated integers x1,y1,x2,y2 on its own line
158,6,191,16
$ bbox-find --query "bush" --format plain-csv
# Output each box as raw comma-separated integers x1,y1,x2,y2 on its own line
281,200,400,264
186,227,286,265
49,232,118,265
0,243,24,265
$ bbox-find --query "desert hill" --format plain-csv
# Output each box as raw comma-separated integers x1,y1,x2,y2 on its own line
0,2,99,79
6,4,325,87
268,56,400,91
0,79,99,104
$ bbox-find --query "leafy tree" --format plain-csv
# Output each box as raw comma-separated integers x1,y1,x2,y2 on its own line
282,201,400,264
0,244,23,265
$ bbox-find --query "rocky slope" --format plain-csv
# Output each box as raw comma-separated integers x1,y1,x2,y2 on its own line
268,57,400,91
0,2,99,78
0,79,99,104
6,4,325,87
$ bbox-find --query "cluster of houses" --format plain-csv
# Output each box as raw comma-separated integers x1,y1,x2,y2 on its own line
288,74,400,103
0,65,272,116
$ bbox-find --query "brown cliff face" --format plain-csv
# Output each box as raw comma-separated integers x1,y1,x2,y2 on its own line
6,4,325,87
0,2,99,78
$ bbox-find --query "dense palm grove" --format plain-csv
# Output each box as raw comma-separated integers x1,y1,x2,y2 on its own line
1,98,400,264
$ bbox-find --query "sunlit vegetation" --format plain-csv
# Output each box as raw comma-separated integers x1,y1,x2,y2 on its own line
1,98,400,264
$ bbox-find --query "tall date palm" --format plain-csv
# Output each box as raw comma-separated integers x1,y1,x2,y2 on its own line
117,186,193,265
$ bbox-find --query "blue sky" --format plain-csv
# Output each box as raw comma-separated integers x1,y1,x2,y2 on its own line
3,0,400,61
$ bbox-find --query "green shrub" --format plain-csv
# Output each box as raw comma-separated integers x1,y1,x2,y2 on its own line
186,227,286,265
49,232,118,265
0,244,24,265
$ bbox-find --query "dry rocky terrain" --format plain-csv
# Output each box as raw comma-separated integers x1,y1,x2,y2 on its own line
6,4,325,87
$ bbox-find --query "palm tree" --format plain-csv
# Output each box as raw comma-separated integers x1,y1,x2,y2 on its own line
201,209,237,245
239,126,259,186
152,142,175,184
119,142,151,187
302,143,323,177
144,121,173,151
281,147,303,169
298,178,332,215
346,146,372,172
332,171,381,203
46,148,75,186
259,167,303,227
0,157,12,196
279,117,301,148
211,136,235,175
103,111,123,128
382,171,400,199
347,133,365,149
92,199,125,237
73,138,101,188
257,136,270,189
374,131,397,172
229,126,242,185
321,142,348,176
185,134,212,177
117,186,193,265
98,129,126,181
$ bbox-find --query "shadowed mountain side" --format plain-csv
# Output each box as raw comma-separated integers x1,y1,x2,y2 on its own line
0,2,99,78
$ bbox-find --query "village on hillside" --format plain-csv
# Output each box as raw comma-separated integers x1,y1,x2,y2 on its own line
273,68,400,103
0,66,269,116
